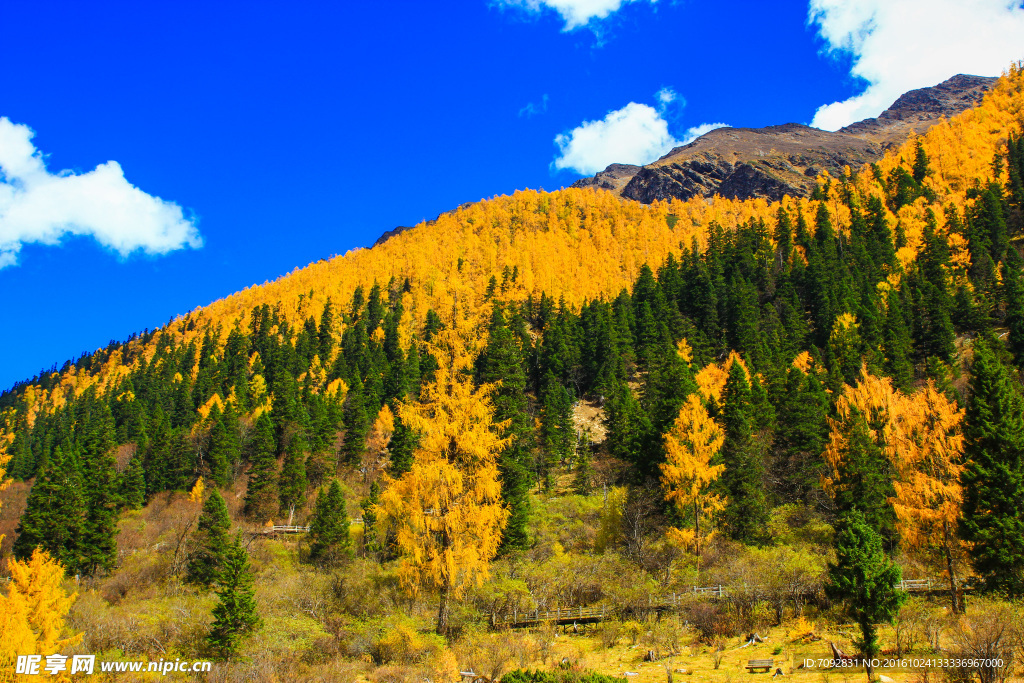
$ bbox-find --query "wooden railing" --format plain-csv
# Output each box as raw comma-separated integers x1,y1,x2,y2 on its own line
493,578,961,627
493,605,609,626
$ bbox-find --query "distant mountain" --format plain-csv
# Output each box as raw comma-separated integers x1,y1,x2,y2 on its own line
571,74,997,204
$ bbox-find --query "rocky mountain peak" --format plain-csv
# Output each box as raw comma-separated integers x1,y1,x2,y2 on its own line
571,74,997,205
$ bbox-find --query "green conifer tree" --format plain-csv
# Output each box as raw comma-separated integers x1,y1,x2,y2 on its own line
387,412,418,476
826,510,906,681
719,361,768,544
243,413,278,522
829,409,898,548
318,299,335,363
774,366,829,503
960,341,1024,596
572,432,594,495
279,430,308,515
539,373,574,491
1004,262,1024,368
120,452,147,509
604,380,653,480
308,479,351,565
206,406,236,489
12,446,84,574
187,489,232,587
882,289,915,391
341,375,370,465
206,533,261,659
478,307,534,551
912,140,931,184
79,402,120,575
360,480,382,558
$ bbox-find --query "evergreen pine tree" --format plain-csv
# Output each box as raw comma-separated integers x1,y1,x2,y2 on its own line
279,430,308,515
774,365,829,503
829,408,898,548
826,510,906,681
572,432,594,495
478,307,533,552
206,407,235,489
120,452,147,509
318,299,335,363
79,402,120,575
719,361,768,544
360,480,382,558
882,289,915,391
341,375,370,465
187,489,232,587
12,446,84,574
308,479,351,565
206,533,261,659
1004,262,1024,368
604,380,653,480
960,341,1024,596
387,412,418,476
539,372,574,491
641,337,697,436
912,140,931,184
243,413,278,522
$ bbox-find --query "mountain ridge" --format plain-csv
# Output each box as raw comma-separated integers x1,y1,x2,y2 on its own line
571,74,997,205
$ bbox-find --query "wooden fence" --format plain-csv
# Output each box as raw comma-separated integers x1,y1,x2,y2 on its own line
493,578,964,628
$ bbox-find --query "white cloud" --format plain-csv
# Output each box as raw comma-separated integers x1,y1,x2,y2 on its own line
808,0,1024,130
0,117,201,268
553,102,680,174
679,122,729,145
656,87,679,107
552,92,730,176
519,94,550,117
496,0,654,31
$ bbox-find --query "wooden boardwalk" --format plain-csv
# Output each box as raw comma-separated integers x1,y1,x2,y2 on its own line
250,518,365,537
254,525,310,535
493,578,964,628
494,605,610,628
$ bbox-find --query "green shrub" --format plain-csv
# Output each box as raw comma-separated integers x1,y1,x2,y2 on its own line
370,622,444,665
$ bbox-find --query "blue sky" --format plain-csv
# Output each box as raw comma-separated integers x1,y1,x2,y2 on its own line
2,0,1023,389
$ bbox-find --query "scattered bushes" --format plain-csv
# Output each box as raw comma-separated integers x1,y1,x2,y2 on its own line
683,599,738,643
944,598,1022,683
370,621,445,666
455,628,541,682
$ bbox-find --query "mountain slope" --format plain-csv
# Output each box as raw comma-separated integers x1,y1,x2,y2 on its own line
1,69,1020,433
573,74,997,204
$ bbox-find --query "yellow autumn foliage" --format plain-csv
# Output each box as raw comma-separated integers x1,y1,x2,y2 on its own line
824,367,966,564
4,64,1024,442
375,310,509,632
367,403,396,455
661,394,726,558
0,549,82,683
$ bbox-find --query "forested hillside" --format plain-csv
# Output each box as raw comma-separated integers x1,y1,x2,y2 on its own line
2,65,1024,683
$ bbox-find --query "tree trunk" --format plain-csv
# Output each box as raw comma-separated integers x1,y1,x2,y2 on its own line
942,520,960,614
436,578,451,635
694,499,702,581
861,620,877,683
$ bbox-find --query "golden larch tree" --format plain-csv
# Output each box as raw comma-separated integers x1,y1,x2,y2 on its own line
888,381,966,611
822,365,899,499
824,367,968,611
0,549,82,682
660,393,725,573
376,314,510,635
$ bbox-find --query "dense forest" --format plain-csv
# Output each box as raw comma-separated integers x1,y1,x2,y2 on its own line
2,66,1024,683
